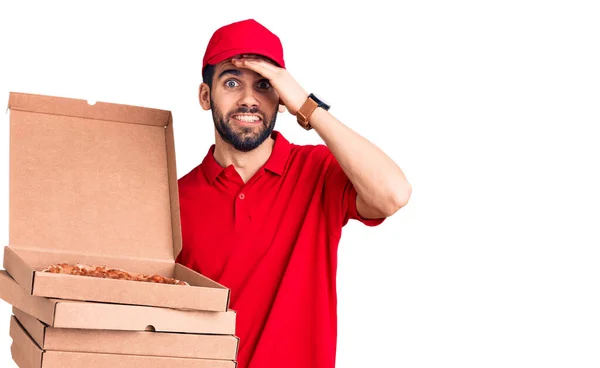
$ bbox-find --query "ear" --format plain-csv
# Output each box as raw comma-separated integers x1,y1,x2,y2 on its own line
199,83,211,111
278,98,286,113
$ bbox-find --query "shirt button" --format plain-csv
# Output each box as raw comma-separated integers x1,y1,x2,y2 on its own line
239,193,245,200
225,172,231,177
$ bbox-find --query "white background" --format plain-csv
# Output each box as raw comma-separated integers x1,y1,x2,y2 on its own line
0,0,598,367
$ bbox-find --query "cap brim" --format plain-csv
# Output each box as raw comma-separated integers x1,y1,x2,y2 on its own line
205,47,283,69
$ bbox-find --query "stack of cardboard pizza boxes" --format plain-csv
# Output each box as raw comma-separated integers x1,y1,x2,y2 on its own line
0,92,238,367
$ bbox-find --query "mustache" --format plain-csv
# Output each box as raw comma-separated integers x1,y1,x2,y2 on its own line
229,106,261,115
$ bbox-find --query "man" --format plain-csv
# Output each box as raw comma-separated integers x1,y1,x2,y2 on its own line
176,19,411,368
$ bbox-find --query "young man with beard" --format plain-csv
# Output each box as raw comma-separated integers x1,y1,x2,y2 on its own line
176,19,412,368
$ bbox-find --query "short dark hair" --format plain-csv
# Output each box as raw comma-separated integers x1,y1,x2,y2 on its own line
202,64,216,90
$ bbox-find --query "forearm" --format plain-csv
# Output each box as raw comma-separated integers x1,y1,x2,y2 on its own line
230,56,411,216
309,107,412,217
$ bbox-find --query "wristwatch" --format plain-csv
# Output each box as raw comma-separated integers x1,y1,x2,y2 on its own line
296,93,330,130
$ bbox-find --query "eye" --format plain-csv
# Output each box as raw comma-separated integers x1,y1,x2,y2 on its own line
257,80,271,89
225,79,239,88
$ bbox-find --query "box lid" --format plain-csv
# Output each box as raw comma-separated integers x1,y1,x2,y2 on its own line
7,92,182,261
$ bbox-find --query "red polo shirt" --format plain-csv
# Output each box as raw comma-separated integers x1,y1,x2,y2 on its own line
176,131,384,368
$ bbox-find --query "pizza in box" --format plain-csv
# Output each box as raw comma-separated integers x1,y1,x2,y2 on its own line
41,263,189,286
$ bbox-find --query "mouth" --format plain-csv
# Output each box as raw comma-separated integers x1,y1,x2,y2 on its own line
231,114,263,125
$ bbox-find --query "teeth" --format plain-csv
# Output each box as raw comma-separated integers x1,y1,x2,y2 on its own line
233,115,260,122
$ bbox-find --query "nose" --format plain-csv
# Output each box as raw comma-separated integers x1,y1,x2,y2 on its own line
238,84,260,108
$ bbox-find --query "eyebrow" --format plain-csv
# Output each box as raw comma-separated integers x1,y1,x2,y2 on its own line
217,69,242,80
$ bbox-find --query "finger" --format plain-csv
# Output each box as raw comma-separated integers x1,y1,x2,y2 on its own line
231,56,281,75
239,58,281,77
244,58,281,73
231,58,264,74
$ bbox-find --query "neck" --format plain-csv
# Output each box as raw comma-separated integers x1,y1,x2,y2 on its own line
213,132,275,183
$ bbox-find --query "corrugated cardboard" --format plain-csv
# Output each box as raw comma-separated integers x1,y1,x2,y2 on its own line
12,308,239,360
3,92,230,311
9,316,238,368
0,270,236,334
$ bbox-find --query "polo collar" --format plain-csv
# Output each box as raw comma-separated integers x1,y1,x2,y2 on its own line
263,131,290,176
200,131,291,184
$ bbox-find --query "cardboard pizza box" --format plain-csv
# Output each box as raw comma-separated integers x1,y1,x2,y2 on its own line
0,271,236,334
9,316,238,368
11,308,239,360
3,92,230,311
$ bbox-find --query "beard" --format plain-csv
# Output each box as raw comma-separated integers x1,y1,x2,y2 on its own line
211,98,277,152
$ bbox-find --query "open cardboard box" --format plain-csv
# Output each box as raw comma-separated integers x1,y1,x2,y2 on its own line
10,315,237,368
12,307,239,360
0,271,236,334
3,92,230,311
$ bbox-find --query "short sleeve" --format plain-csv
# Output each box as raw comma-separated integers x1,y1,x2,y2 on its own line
322,150,386,232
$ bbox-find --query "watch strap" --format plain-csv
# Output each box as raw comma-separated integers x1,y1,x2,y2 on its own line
296,95,319,130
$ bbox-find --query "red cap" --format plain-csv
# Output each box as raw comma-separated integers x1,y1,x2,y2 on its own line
202,19,285,73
